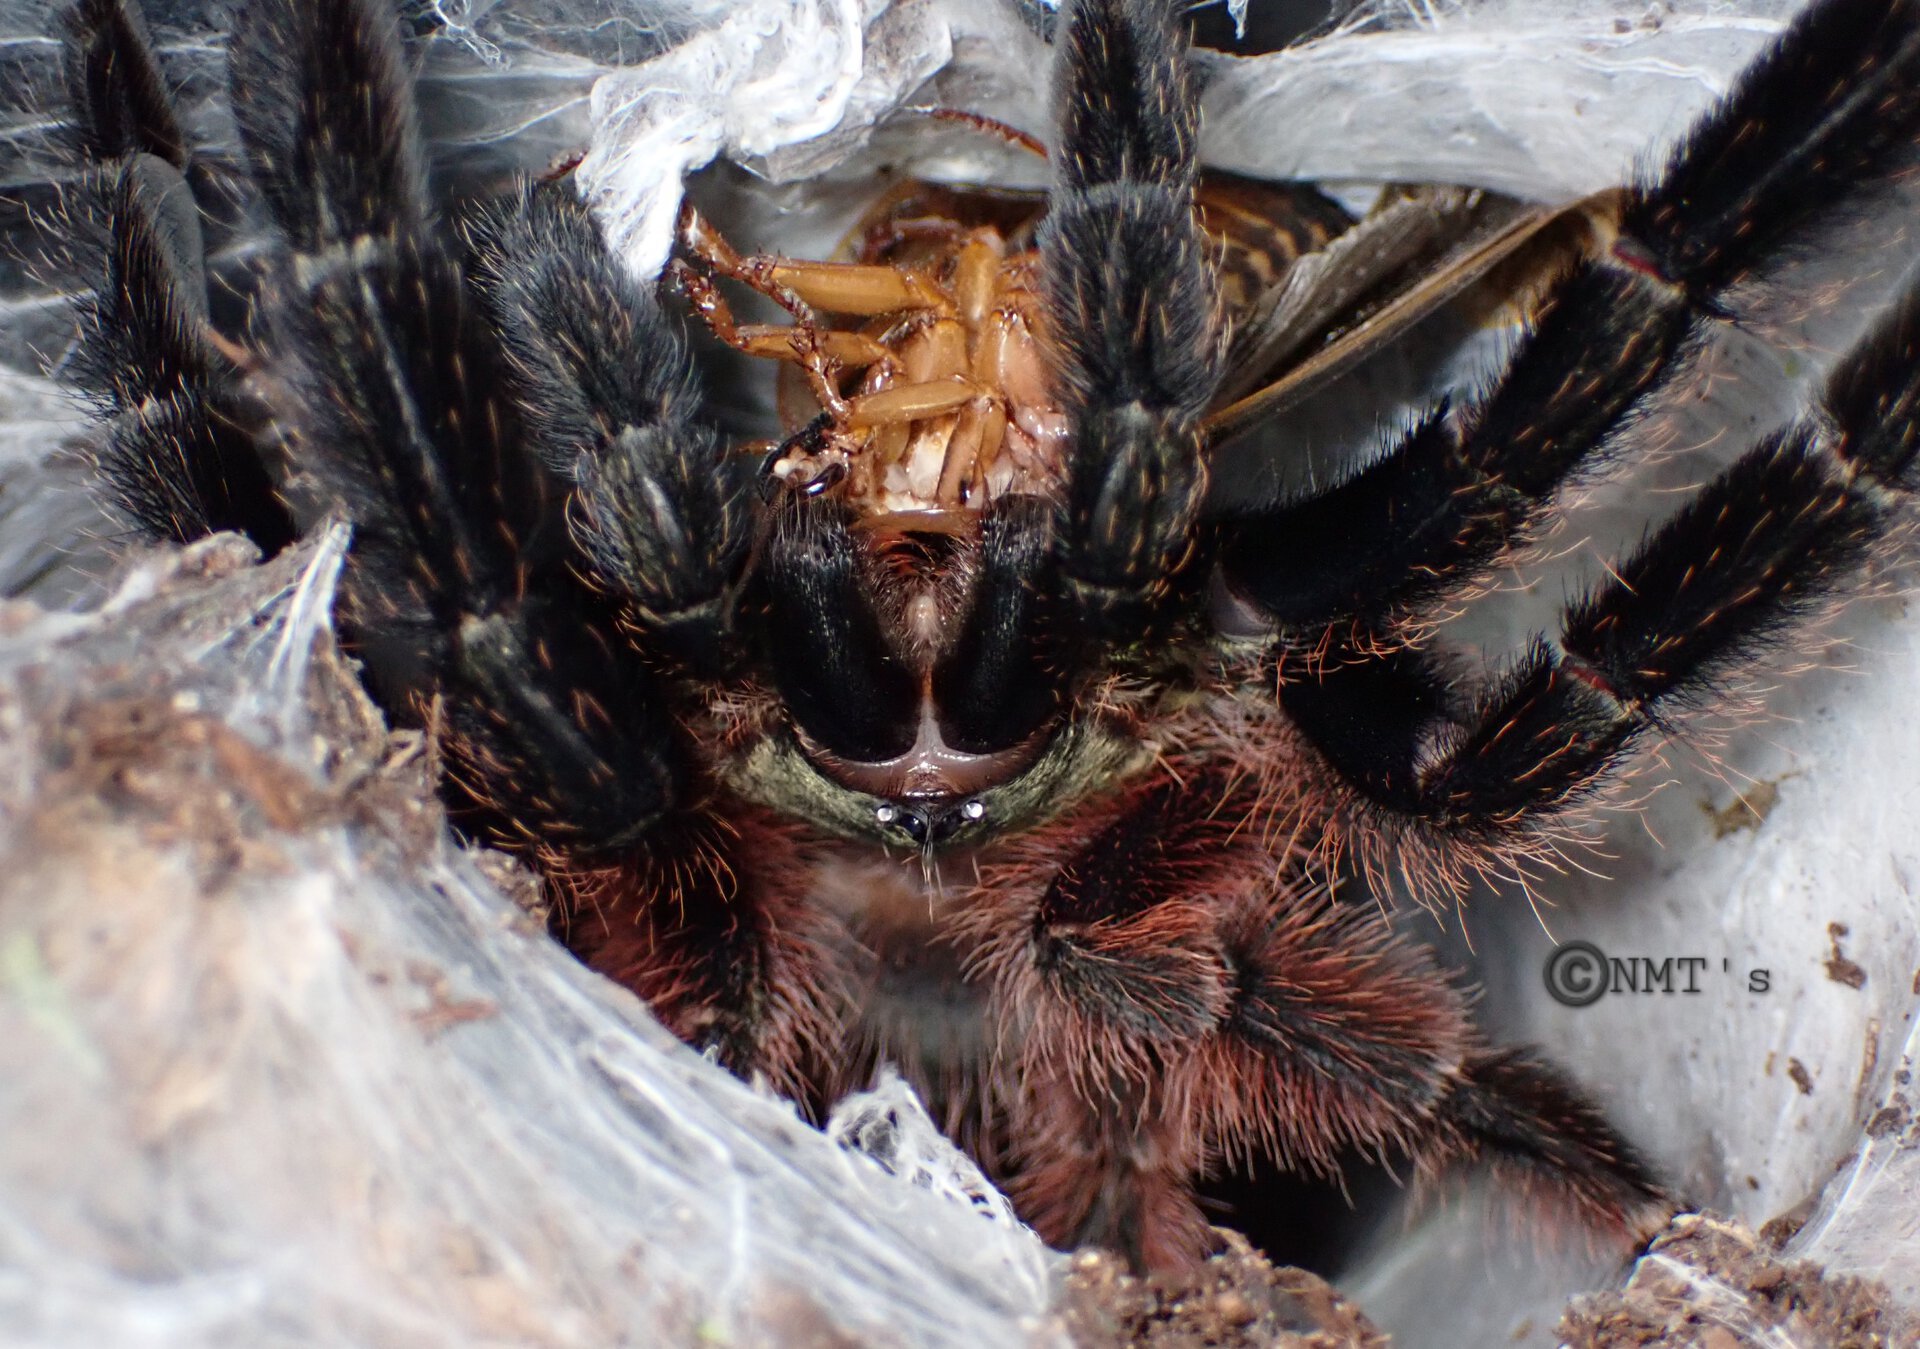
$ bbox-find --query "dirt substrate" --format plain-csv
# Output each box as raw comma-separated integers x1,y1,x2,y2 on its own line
1057,1231,1386,1349
1558,1214,1918,1349
1058,1214,1917,1348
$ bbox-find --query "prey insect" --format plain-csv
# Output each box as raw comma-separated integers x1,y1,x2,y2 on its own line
50,0,1920,1274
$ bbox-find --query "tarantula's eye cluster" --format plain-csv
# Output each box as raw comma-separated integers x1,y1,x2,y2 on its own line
53,0,1920,1282
873,797,988,845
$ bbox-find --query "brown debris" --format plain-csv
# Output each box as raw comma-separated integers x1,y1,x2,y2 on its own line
1866,1097,1912,1140
1827,923,1869,990
1701,777,1785,839
405,960,500,1039
1056,1231,1386,1349
1558,1214,1917,1348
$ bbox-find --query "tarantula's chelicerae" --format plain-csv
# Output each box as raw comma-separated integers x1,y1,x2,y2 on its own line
51,0,1920,1271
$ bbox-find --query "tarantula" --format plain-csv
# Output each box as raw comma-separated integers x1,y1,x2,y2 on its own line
48,0,1920,1273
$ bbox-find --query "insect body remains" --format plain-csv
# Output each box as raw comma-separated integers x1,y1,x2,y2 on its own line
52,0,1920,1274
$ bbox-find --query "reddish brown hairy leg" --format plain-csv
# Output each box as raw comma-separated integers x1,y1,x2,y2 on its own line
1010,1060,1215,1273
1413,1050,1675,1246
960,729,1669,1270
961,758,1322,1267
548,800,848,1099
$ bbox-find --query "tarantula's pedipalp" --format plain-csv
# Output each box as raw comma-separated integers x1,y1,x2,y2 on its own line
220,0,850,1083
1219,0,1920,637
463,182,753,672
1042,0,1223,642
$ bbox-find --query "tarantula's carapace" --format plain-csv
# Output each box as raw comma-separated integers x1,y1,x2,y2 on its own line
50,0,1920,1275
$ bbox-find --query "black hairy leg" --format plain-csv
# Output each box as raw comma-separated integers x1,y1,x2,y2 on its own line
1218,0,1920,639
60,0,186,169
223,0,674,850
55,0,295,549
1282,269,1920,878
216,0,833,1083
1041,0,1223,645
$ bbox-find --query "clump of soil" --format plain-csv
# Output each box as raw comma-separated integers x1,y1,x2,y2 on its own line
1558,1213,1917,1348
1057,1230,1385,1348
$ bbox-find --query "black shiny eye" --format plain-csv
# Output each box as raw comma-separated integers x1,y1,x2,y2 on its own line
875,802,930,844
873,799,987,844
